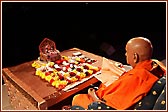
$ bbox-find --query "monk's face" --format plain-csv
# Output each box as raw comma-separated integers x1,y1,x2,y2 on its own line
125,42,136,67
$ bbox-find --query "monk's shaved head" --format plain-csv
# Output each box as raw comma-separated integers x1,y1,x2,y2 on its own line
125,37,153,67
127,37,153,60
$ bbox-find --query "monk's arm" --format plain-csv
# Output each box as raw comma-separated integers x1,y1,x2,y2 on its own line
88,88,105,103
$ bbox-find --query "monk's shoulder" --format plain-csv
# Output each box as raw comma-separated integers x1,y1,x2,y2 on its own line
129,68,150,77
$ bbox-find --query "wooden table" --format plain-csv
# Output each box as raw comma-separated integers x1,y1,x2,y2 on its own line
2,48,103,110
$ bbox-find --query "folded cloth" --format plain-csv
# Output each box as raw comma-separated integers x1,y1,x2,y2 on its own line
95,57,126,87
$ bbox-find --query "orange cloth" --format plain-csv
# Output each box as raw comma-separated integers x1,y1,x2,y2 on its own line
72,60,163,109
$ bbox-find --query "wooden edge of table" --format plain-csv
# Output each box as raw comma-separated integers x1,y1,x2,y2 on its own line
44,76,99,107
2,68,48,110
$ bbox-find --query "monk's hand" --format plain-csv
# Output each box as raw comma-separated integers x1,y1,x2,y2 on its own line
88,88,99,101
88,88,95,95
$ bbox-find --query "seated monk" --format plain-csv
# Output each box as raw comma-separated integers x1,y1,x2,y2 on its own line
71,37,166,110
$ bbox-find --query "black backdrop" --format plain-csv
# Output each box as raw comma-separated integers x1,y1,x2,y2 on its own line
2,2,166,68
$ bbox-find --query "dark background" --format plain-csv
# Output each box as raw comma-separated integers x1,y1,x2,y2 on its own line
2,2,166,68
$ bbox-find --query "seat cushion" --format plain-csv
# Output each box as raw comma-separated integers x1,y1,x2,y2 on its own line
153,85,166,110
133,76,166,110
71,105,85,110
88,101,115,110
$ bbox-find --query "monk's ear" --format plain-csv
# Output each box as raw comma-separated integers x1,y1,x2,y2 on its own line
133,53,139,63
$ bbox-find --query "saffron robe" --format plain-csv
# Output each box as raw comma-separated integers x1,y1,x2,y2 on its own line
72,60,165,109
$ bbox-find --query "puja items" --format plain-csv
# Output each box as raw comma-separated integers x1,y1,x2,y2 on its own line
39,38,61,62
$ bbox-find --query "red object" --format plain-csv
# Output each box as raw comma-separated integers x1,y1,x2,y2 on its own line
69,72,76,76
65,65,70,69
75,75,80,79
90,69,97,74
45,71,51,76
66,79,71,84
58,73,64,80
83,65,89,69
55,60,62,64
76,68,82,72
58,85,66,90
56,68,62,71
85,71,91,76
79,59,85,63
55,59,68,64
87,62,92,64
49,79,54,84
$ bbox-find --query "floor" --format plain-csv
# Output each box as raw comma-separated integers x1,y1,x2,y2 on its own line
1,83,88,110
1,84,13,110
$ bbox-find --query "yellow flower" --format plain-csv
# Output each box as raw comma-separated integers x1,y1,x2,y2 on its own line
60,80,68,85
87,70,93,74
79,72,86,79
45,75,52,82
55,81,61,88
35,70,41,76
52,80,57,86
53,69,58,74
48,62,55,67
32,61,41,68
70,77,78,82
32,61,36,67
41,72,46,79
72,69,77,74
62,56,69,60
63,73,70,78
75,57,80,61
74,61,78,64
53,75,59,81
